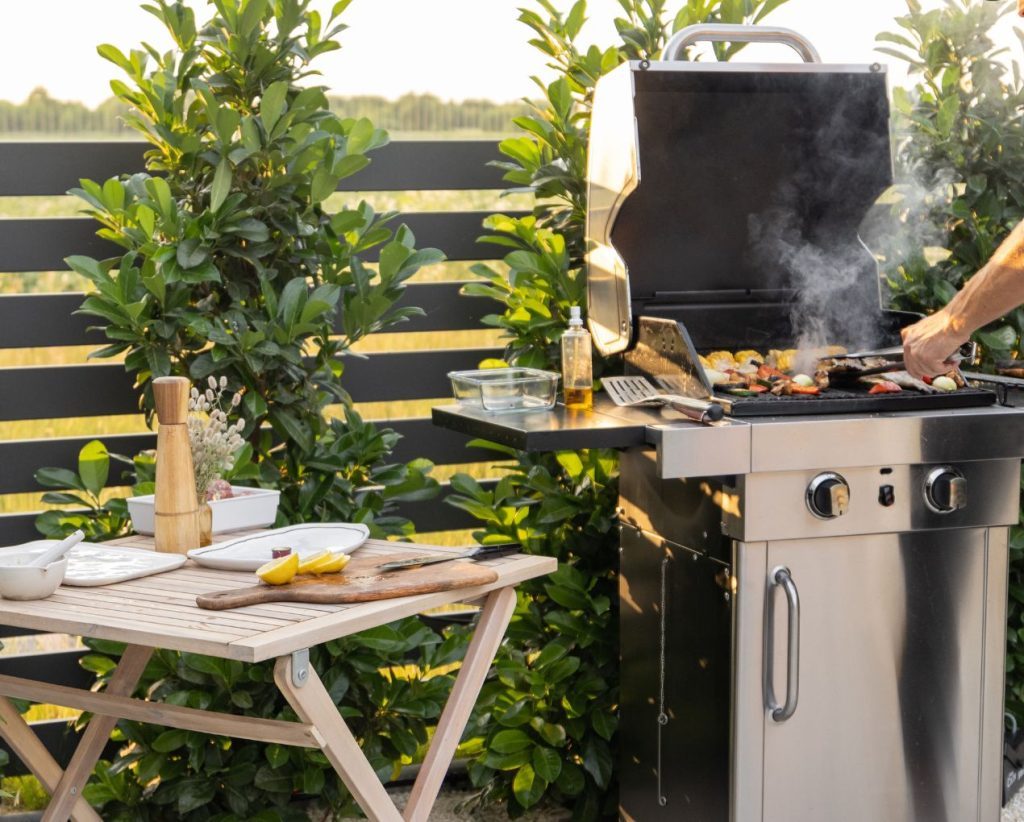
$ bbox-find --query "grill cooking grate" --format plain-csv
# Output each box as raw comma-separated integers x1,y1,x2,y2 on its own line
718,385,996,416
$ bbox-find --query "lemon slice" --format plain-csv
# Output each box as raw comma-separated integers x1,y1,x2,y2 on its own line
314,552,351,574
297,550,331,574
256,553,299,586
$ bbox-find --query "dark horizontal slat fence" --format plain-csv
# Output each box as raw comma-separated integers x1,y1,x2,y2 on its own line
0,139,517,774
0,210,526,273
0,348,501,421
0,280,500,350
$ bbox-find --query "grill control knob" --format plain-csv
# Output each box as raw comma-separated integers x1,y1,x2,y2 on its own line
925,467,967,514
807,472,850,519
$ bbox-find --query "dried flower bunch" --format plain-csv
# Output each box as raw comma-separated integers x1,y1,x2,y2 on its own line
188,376,245,500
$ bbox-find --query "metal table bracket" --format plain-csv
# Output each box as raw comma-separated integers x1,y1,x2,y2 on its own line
291,648,309,688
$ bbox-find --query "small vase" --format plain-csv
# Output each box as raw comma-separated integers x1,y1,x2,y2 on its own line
198,500,213,547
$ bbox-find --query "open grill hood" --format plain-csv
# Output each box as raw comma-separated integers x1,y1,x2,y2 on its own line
585,58,895,356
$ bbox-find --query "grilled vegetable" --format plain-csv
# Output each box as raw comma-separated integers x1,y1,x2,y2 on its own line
932,375,957,392
868,381,902,394
707,351,737,371
792,374,814,387
790,384,821,395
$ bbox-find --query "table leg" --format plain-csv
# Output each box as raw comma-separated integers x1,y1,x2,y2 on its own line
275,653,404,822
403,586,517,822
0,697,100,822
41,644,154,822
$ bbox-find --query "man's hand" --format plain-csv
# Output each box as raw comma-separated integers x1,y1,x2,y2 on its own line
901,308,969,379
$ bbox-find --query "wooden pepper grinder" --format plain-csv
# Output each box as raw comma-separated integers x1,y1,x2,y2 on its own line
153,376,200,554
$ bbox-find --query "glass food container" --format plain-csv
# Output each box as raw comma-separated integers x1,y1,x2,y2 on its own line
449,368,560,414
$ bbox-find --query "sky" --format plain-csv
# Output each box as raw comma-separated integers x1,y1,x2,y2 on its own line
0,1,1022,106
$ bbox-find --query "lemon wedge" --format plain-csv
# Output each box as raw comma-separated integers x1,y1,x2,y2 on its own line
256,553,299,586
314,552,351,574
297,550,331,574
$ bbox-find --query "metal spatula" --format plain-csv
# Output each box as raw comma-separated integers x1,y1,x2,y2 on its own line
603,376,724,424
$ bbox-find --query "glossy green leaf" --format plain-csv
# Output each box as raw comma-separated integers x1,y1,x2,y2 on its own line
78,440,110,497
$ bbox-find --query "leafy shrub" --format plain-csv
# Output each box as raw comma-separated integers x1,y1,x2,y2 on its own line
453,1,794,817
876,2,1024,717
29,1,456,817
34,440,134,540
449,450,619,818
878,0,1024,360
61,0,440,535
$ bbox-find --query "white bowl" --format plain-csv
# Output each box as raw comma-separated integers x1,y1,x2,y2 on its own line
127,486,281,536
0,555,68,600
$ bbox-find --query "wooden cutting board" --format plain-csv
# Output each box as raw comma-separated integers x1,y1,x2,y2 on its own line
195,552,499,610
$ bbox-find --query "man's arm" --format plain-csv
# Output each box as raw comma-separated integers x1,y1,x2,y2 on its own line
901,218,1024,377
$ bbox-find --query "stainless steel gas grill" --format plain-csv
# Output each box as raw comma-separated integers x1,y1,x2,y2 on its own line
433,24,1024,822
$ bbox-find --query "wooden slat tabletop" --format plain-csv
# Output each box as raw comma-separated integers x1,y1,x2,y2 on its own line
0,533,555,662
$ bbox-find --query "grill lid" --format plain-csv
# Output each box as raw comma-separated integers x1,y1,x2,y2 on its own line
586,39,893,355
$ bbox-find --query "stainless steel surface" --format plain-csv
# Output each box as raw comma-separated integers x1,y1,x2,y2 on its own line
617,448,1016,821
764,566,800,722
651,405,1024,479
602,375,724,424
805,472,850,520
625,317,714,399
662,22,822,62
431,398,650,452
731,541,767,822
740,406,1024,474
724,460,1019,542
585,63,636,356
982,528,1011,822
649,418,752,479
757,530,990,821
925,465,968,514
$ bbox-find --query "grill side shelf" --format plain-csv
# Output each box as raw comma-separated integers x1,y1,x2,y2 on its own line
431,400,650,452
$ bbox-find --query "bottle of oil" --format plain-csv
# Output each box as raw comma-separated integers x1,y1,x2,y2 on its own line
561,305,593,410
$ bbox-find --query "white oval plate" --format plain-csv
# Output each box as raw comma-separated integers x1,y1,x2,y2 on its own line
0,541,187,587
187,523,370,572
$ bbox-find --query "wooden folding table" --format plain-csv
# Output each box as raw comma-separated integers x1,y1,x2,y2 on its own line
0,534,556,822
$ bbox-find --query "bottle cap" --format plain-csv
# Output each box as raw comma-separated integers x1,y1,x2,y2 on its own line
569,305,583,327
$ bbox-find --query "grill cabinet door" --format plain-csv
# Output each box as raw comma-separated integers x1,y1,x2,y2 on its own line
760,530,987,822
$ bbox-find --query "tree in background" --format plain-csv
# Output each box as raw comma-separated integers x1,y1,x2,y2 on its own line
450,1,794,818
876,0,1024,717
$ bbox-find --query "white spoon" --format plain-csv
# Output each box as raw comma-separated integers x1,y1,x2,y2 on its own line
28,529,85,568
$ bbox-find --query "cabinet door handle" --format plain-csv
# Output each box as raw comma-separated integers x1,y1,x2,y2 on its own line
764,566,800,722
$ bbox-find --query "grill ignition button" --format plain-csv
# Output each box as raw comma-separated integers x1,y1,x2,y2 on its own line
878,485,895,507
807,472,850,519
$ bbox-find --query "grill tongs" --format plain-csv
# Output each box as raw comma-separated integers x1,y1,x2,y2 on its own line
829,341,977,378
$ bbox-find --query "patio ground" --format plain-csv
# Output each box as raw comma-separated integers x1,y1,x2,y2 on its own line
1006,788,1024,822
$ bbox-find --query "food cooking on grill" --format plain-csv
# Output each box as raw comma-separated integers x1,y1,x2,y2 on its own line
698,348,968,397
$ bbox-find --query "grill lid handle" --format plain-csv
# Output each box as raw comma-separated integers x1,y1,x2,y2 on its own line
662,23,822,63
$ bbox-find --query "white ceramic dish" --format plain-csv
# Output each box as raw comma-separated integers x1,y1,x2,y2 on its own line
188,523,370,572
0,541,187,587
0,555,67,600
127,486,281,536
